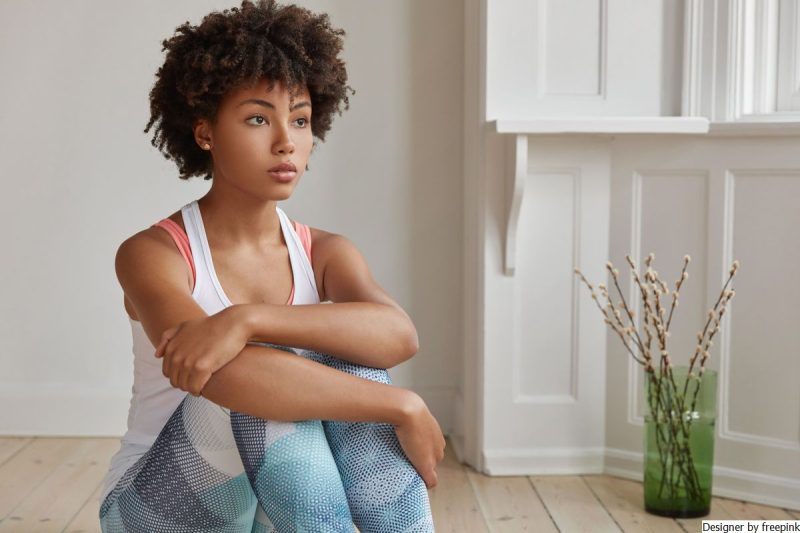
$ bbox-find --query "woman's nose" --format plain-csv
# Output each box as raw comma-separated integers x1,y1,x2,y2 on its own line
272,127,295,155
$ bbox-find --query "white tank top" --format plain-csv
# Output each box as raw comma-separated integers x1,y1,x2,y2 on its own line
101,199,320,504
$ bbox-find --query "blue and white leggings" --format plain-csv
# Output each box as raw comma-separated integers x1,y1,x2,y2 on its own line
99,345,435,532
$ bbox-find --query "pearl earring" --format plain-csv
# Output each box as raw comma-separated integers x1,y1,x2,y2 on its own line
203,143,211,150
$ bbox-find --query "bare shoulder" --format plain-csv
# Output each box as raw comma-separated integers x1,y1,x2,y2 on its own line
117,224,192,288
302,224,405,312
293,222,390,308
307,225,335,251
306,225,357,267
115,221,194,320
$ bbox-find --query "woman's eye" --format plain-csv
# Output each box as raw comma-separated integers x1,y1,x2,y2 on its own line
247,115,267,126
295,117,309,128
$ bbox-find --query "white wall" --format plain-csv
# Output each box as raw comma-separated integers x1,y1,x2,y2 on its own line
0,0,463,436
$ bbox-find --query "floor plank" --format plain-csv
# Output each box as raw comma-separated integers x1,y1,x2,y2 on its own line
715,497,795,520
63,480,104,533
1,434,796,532
466,469,557,532
531,475,622,532
0,437,33,466
428,439,488,532
583,475,684,533
0,438,119,533
0,438,83,521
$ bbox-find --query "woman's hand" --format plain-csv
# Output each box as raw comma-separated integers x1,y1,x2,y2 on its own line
154,306,249,396
393,392,446,489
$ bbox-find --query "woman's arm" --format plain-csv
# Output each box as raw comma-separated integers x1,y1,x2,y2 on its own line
233,302,416,369
237,230,420,369
117,229,414,420
201,341,412,423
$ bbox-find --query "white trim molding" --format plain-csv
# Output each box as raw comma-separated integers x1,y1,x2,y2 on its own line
684,0,800,122
484,446,605,476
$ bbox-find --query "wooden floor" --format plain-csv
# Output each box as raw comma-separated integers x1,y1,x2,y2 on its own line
0,436,797,532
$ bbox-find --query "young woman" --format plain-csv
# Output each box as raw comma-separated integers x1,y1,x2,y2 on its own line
99,1,446,531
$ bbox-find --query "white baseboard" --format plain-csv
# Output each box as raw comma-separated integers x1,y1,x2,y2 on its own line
605,447,800,512
482,446,606,476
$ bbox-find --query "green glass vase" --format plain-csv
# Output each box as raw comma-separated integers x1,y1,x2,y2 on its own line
643,365,718,518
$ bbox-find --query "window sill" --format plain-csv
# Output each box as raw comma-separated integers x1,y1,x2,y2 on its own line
707,121,800,136
493,117,709,135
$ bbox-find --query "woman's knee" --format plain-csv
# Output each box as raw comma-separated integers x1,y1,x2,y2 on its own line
230,416,353,531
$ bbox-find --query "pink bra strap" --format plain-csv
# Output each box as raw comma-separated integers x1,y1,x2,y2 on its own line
294,221,313,262
151,219,196,290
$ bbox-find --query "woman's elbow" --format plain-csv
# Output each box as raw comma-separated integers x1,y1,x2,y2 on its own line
401,324,420,362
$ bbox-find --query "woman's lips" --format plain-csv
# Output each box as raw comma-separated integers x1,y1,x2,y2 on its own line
268,162,296,182
269,162,296,172
268,169,296,182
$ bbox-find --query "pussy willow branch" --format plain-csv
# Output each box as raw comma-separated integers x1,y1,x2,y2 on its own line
575,254,738,406
575,254,739,503
642,272,702,499
679,262,738,408
631,256,736,500
684,267,737,407
688,261,739,378
582,256,701,498
574,270,648,366
606,262,652,369
621,255,683,428
665,256,690,332
626,255,657,364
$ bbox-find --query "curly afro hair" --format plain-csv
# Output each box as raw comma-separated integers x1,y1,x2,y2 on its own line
144,0,354,180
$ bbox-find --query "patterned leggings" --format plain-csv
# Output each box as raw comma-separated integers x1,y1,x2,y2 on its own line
98,345,434,532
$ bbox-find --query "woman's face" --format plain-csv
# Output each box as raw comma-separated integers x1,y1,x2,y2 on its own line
194,78,313,201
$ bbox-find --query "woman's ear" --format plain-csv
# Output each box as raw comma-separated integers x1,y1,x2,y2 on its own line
306,140,318,171
193,119,213,150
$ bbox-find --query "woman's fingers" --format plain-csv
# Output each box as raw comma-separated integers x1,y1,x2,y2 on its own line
175,368,187,392
155,325,181,358
174,356,191,392
157,330,198,393
188,367,211,397
169,350,205,395
425,469,439,489
161,342,174,383
154,336,168,358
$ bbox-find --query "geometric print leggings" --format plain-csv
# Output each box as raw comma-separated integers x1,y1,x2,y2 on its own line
98,345,435,532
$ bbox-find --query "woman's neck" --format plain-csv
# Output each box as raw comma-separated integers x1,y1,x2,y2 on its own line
197,188,283,249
